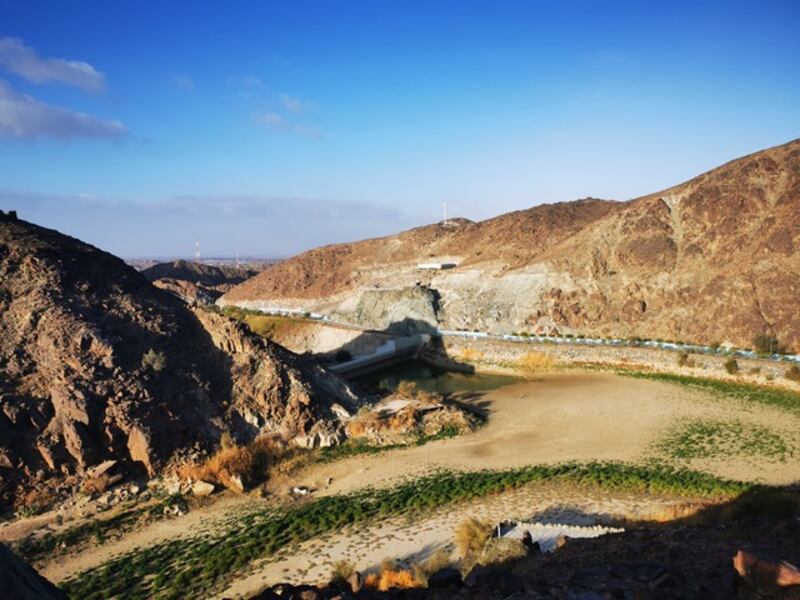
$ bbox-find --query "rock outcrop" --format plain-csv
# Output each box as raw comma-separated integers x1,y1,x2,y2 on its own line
0,217,359,508
222,139,800,352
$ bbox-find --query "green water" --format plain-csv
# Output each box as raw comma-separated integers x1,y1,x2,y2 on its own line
354,360,520,395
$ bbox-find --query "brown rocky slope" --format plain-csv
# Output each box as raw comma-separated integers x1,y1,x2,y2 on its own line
0,215,359,509
222,139,800,351
141,259,260,305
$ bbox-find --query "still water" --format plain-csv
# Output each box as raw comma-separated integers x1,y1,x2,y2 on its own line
353,360,520,395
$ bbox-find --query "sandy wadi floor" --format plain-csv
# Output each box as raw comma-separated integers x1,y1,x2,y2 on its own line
290,372,800,498
21,372,800,595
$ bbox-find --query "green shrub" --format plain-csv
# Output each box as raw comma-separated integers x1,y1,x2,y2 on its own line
141,349,166,372
724,358,739,374
786,365,800,383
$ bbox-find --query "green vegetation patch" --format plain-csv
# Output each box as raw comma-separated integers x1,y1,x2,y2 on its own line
16,495,188,565
60,462,750,600
620,370,800,414
655,419,793,462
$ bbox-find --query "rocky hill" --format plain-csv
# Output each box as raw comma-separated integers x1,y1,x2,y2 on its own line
222,139,800,351
0,214,359,509
141,259,260,305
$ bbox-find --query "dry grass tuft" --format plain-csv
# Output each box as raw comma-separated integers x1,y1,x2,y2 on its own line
364,567,422,591
180,435,283,492
454,517,492,563
457,347,484,363
515,351,557,371
478,537,526,566
412,547,452,584
81,474,112,495
329,559,356,586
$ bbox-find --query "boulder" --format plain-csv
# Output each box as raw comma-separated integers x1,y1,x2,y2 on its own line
734,550,800,597
348,571,363,593
191,480,215,496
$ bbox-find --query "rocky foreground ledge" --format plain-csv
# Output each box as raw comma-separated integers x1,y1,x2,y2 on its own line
242,492,800,600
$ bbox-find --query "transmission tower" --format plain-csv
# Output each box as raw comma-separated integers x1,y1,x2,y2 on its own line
194,238,201,262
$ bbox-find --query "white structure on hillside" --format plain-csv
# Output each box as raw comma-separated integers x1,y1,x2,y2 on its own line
416,262,457,270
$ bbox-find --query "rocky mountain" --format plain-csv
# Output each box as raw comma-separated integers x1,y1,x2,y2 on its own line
141,259,260,305
222,139,800,352
0,214,359,509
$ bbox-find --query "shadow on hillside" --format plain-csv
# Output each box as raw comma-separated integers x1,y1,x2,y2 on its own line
255,484,800,599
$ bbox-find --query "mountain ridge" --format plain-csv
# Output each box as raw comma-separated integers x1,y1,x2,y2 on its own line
222,139,800,351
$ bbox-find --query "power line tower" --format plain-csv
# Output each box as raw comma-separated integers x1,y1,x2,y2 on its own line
442,201,448,226
194,238,201,262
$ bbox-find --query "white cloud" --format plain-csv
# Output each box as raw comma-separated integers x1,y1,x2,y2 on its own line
280,93,314,113
0,37,105,92
0,80,126,141
254,111,321,139
255,111,285,127
171,74,194,90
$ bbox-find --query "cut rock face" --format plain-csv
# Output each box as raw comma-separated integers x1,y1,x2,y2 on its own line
0,217,361,509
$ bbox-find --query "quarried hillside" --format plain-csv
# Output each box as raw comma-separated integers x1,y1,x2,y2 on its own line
222,139,800,351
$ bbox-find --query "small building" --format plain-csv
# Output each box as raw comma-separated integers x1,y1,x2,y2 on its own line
416,262,456,270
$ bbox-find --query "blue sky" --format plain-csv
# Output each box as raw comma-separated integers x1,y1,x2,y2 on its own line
1,0,798,258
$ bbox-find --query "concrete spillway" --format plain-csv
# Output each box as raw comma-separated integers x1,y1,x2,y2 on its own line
329,334,429,378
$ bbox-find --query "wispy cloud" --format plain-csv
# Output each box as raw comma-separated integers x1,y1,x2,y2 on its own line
171,74,194,90
253,111,321,139
0,37,105,92
280,93,315,113
0,80,126,141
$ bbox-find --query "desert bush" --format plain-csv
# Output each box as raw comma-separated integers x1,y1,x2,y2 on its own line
412,548,451,585
454,517,492,568
396,380,418,397
677,352,695,368
786,365,800,383
364,563,422,591
330,559,356,586
82,474,112,495
141,349,166,372
180,435,280,491
478,537,526,566
724,358,739,375
515,351,556,371
753,335,782,356
219,431,235,450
